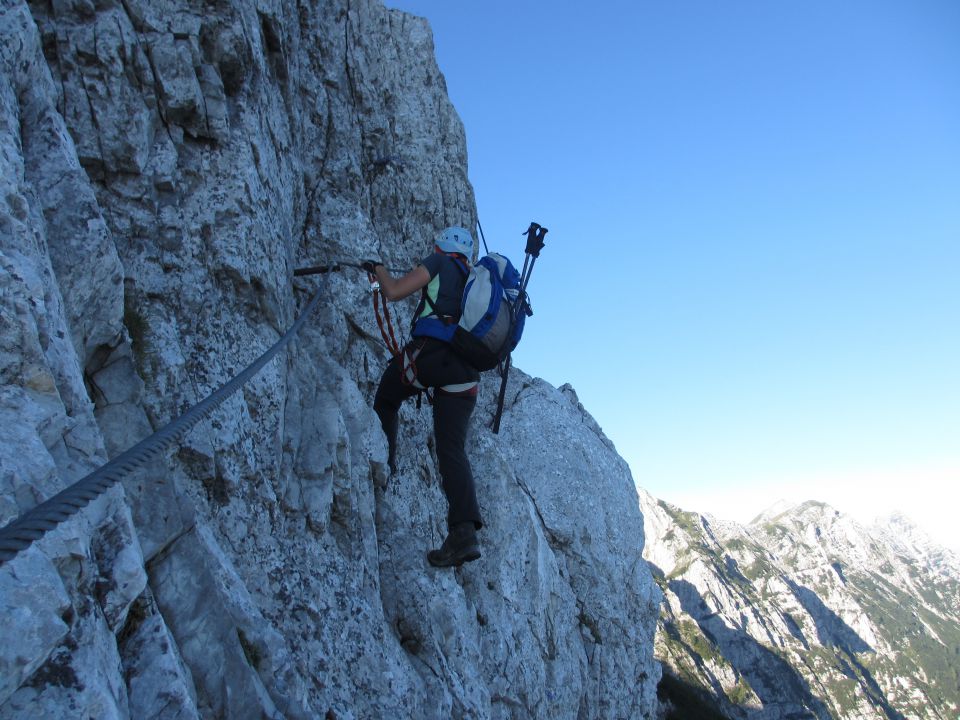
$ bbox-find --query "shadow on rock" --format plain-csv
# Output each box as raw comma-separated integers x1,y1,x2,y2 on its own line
784,579,871,652
669,579,833,720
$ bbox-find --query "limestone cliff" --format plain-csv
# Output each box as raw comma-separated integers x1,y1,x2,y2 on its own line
0,0,662,717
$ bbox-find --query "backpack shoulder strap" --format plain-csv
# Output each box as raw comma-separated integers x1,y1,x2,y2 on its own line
418,254,468,319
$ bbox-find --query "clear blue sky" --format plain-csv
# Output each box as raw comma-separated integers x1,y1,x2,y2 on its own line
384,0,960,549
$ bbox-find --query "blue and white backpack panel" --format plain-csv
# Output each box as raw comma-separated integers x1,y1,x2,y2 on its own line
453,253,527,370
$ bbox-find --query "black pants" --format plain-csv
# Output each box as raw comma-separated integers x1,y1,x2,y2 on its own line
373,339,483,530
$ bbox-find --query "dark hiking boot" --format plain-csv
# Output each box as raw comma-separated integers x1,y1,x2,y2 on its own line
427,522,480,568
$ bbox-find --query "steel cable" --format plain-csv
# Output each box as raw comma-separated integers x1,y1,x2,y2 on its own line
0,280,326,566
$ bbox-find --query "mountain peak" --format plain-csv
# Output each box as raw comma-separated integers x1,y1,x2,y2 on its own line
749,498,838,526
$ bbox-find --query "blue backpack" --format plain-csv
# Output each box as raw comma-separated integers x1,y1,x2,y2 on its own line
415,253,530,371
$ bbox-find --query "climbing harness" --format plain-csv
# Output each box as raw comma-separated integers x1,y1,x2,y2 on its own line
401,339,425,388
491,221,547,434
399,340,475,408
397,334,434,408
0,278,329,567
362,266,429,408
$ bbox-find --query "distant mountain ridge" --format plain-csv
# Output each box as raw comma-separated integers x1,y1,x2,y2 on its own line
639,492,960,719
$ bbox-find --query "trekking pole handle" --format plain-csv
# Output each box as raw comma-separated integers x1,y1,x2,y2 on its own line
523,222,547,258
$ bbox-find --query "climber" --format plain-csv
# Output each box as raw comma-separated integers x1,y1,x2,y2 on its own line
362,227,482,569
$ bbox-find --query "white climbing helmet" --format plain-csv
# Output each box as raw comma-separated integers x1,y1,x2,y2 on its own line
436,226,474,258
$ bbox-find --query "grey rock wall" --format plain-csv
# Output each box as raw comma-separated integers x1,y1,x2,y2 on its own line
0,0,662,717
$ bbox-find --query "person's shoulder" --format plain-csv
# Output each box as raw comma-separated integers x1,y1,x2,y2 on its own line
421,252,442,276
422,252,470,279
441,254,469,275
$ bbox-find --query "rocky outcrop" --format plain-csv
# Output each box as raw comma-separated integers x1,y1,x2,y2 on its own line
0,0,661,717
640,491,960,720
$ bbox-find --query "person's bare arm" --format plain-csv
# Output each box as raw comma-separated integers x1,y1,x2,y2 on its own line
373,264,431,301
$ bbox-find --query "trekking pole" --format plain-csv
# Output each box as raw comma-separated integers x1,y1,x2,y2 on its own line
516,237,533,296
492,355,511,434
492,222,547,434
477,218,491,256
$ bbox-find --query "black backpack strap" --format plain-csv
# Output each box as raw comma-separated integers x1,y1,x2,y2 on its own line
422,291,439,316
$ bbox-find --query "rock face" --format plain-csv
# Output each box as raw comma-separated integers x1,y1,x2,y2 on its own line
0,0,662,718
640,491,960,720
